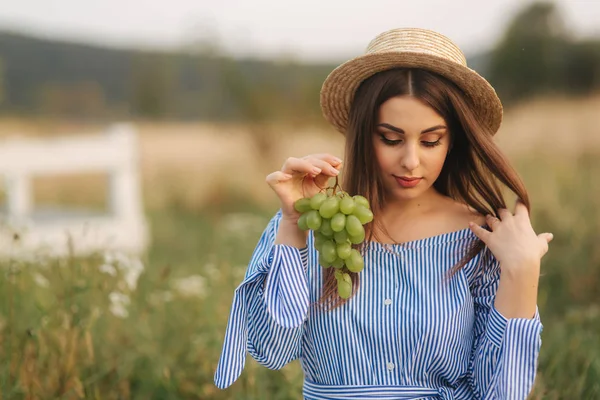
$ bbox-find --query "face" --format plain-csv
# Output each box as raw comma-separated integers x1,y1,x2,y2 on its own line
373,96,451,202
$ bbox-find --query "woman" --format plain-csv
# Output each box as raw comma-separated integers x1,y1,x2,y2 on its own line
214,28,552,399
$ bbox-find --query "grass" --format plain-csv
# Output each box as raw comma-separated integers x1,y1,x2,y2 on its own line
0,95,599,398
1,152,598,399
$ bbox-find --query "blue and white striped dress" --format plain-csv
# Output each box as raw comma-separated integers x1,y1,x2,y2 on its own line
214,210,543,399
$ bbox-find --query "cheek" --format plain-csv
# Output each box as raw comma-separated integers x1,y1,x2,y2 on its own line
374,145,396,170
425,147,449,174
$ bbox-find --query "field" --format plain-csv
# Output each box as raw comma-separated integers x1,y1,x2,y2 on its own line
0,95,599,399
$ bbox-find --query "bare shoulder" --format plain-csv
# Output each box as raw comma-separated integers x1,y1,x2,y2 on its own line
452,200,487,227
437,196,486,230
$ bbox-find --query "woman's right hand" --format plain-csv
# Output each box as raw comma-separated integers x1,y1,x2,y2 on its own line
266,153,343,221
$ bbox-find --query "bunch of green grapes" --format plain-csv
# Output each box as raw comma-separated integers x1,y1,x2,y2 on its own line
294,183,373,299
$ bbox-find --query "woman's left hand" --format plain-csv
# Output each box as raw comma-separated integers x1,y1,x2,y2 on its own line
469,200,553,278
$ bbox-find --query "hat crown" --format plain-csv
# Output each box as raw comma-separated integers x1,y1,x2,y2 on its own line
366,28,467,66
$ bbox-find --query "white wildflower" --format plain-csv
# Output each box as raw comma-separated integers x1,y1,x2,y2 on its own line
32,272,49,288
103,251,115,265
104,251,145,290
99,263,117,276
122,258,144,291
172,275,207,298
109,291,130,318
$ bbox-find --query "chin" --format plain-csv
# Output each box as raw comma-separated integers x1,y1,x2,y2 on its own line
394,189,426,201
384,186,425,202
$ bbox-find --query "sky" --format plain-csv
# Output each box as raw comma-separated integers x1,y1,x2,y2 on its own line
0,0,598,62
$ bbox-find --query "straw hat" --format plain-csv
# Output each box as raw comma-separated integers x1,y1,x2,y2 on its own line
320,28,503,135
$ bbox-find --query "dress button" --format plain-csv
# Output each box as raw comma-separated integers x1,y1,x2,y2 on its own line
384,298,392,305
387,362,395,371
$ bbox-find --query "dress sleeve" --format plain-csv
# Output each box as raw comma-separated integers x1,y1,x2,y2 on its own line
466,248,543,399
213,209,310,389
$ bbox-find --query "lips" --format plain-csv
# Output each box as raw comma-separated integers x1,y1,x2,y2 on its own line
394,176,422,188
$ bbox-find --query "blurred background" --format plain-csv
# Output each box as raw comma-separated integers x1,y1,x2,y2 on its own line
0,0,598,399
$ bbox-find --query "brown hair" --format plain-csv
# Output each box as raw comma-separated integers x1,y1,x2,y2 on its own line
315,68,530,311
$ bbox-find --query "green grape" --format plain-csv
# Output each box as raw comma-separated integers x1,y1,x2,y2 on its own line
353,205,374,224
338,280,352,299
336,191,349,200
334,269,344,281
346,249,365,273
333,229,348,244
297,213,309,231
319,196,340,219
339,196,356,215
353,195,370,209
337,271,353,298
331,257,345,269
306,210,322,230
294,198,313,213
310,192,327,210
336,242,352,259
314,231,327,248
321,240,338,263
296,181,372,296
345,215,364,237
314,232,327,253
348,229,366,244
319,252,331,268
341,272,352,285
331,213,346,232
320,218,334,237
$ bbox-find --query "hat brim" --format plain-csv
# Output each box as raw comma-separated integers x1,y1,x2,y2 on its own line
320,52,503,135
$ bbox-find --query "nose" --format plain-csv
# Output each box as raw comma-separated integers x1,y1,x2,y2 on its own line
401,143,420,172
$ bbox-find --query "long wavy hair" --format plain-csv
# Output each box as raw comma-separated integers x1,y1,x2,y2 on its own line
316,68,530,311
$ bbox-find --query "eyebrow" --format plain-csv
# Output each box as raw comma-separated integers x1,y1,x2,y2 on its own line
377,123,447,134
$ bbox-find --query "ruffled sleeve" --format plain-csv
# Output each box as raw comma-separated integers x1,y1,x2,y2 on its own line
214,209,310,389
466,247,543,399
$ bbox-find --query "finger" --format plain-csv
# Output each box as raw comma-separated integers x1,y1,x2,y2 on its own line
281,157,322,176
469,222,492,244
485,214,500,230
538,233,552,256
497,208,512,221
265,171,293,187
303,153,343,168
305,157,341,177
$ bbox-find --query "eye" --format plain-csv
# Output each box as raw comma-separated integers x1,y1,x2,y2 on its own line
422,139,442,148
378,134,402,146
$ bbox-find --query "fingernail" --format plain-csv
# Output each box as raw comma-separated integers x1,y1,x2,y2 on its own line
334,157,343,163
312,167,321,174
331,168,339,175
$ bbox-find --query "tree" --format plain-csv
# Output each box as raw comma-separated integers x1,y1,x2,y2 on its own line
563,40,600,95
0,58,4,107
488,1,570,102
129,53,176,119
